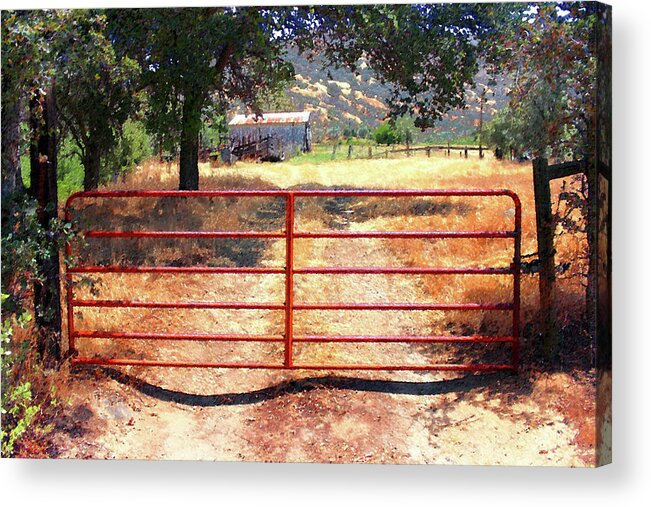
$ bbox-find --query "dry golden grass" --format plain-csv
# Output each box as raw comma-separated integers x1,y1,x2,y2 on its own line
70,152,587,371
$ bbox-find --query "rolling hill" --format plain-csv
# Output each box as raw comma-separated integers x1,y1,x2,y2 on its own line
258,49,510,143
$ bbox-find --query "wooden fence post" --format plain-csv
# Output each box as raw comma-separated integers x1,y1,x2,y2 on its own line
331,143,337,160
464,146,468,159
368,146,372,159
348,144,353,159
447,141,450,157
532,158,558,359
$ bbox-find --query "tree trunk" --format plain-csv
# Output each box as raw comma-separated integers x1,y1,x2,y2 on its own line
82,142,102,191
1,84,23,198
29,88,62,363
83,151,101,192
179,93,201,190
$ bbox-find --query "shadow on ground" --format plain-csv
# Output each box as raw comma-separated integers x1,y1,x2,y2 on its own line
77,367,514,408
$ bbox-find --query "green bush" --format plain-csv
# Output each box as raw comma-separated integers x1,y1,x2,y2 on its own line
1,305,61,458
101,119,152,184
57,137,85,201
373,121,402,145
1,310,37,457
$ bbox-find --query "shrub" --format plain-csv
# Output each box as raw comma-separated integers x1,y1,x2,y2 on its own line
373,121,401,145
101,119,152,184
57,137,85,201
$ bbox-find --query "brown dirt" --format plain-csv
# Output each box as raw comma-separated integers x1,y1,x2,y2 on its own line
51,367,597,465
50,156,600,465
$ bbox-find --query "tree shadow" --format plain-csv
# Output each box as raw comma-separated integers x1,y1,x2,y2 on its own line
82,366,512,408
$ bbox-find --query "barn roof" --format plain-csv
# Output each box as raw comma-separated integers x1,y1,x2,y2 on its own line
229,111,311,127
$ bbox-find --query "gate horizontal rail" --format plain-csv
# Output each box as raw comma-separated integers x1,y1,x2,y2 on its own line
64,189,521,372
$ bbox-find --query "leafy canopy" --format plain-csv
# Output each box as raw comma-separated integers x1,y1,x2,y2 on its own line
55,10,140,165
486,3,600,160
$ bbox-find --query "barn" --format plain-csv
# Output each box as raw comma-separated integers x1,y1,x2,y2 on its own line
228,111,312,161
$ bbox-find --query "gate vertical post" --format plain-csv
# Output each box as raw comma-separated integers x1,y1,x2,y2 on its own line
512,196,522,370
64,205,76,358
284,192,295,367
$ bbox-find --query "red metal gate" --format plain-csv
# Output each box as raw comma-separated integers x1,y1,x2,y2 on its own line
64,189,521,372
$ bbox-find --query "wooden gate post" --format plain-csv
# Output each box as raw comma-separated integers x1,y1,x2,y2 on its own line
532,158,558,359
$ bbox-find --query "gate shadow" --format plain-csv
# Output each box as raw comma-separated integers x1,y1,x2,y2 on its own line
88,367,509,407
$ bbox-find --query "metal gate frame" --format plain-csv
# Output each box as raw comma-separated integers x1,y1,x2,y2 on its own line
64,189,521,372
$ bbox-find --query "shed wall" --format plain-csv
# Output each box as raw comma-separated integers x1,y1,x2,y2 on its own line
230,122,311,159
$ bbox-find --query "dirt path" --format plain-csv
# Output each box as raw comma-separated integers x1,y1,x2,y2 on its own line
53,364,595,464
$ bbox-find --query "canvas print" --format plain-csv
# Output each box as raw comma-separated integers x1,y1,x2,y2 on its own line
1,2,611,466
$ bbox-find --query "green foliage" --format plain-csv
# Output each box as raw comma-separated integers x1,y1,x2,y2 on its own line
374,121,402,145
484,110,522,156
372,116,419,145
200,109,229,149
1,371,40,457
0,306,61,458
356,124,371,139
1,299,37,457
20,125,152,201
101,120,152,183
57,136,85,201
302,4,520,129
54,11,141,190
109,8,297,188
1,194,74,318
450,134,479,146
19,137,87,203
1,10,67,96
342,125,357,140
2,10,141,191
0,194,73,457
394,116,417,145
487,4,598,159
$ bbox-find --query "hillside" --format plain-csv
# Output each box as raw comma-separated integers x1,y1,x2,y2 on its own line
260,50,510,142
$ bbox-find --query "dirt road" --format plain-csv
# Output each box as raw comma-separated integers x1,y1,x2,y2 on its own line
53,364,597,465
